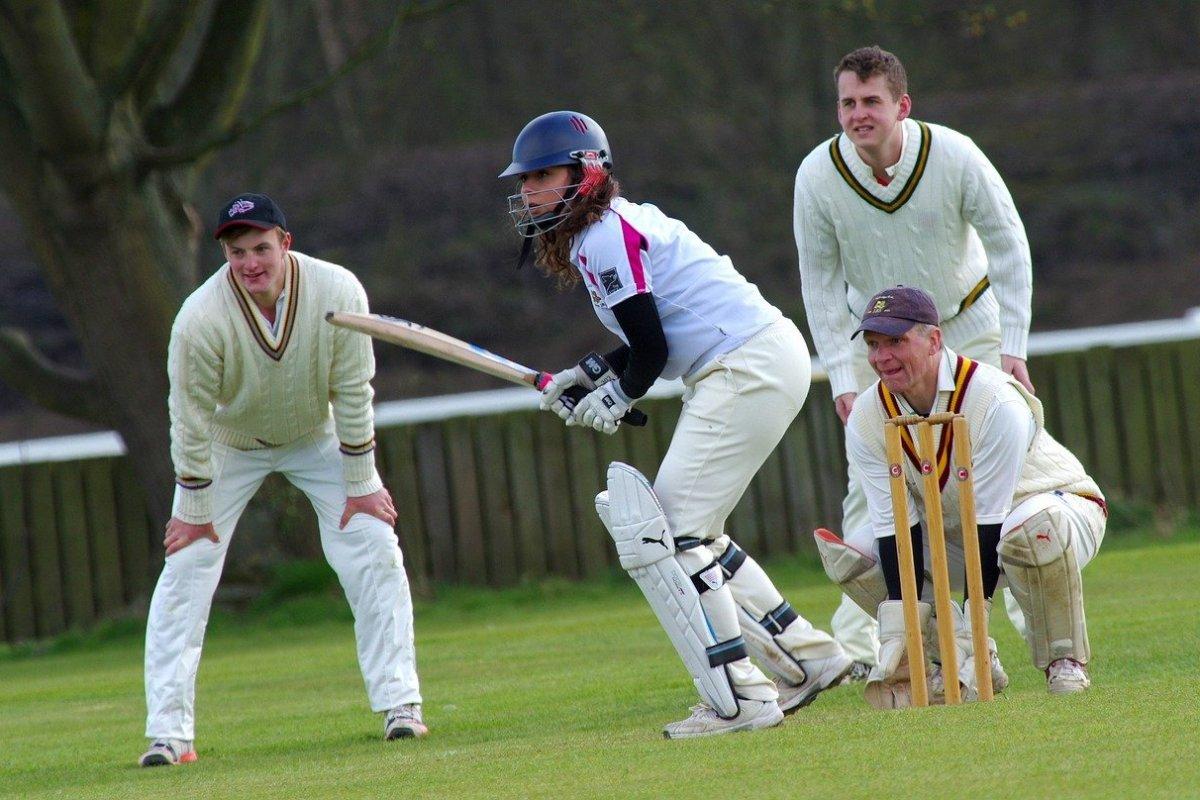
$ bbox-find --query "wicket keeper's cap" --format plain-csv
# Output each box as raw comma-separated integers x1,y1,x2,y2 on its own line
852,285,940,339
213,193,287,239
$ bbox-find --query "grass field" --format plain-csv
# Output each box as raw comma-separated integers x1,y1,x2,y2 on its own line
2,528,1197,800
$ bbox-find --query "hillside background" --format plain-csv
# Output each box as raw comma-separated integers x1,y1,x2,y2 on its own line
2,0,1198,441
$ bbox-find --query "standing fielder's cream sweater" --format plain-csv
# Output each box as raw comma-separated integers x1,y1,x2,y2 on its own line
168,251,382,524
794,118,1033,399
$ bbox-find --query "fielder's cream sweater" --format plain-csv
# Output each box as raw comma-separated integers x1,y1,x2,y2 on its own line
168,251,382,523
794,118,1033,398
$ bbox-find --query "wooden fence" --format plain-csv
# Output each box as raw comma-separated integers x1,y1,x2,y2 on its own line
2,340,1199,643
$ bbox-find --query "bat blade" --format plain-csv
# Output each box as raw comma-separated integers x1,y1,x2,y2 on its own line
326,311,541,388
325,311,648,427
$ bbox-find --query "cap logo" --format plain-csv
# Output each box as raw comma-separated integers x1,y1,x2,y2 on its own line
228,199,255,217
871,298,889,314
570,116,588,133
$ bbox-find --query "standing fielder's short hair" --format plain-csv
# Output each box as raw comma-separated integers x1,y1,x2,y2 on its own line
835,46,908,100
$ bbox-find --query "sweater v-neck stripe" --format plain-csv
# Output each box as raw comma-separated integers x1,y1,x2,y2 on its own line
830,121,931,214
227,255,299,361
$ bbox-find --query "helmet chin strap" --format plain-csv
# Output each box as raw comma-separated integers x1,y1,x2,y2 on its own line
516,235,534,269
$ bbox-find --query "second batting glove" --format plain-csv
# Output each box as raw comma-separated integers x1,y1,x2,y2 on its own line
572,380,634,435
539,352,617,421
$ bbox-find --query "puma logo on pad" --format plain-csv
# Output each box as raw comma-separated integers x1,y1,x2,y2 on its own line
641,531,669,549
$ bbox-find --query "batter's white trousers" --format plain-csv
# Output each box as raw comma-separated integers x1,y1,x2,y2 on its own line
145,424,420,740
832,299,1026,664
656,319,844,700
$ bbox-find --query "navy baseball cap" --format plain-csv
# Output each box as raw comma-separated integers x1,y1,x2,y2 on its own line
852,286,940,339
213,193,287,239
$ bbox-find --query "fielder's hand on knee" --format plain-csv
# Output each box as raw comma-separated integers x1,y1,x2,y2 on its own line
341,487,398,529
573,381,633,435
164,517,219,555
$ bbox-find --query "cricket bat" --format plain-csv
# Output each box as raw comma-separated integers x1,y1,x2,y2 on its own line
325,311,648,427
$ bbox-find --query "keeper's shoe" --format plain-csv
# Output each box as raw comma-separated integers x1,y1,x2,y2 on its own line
1047,658,1090,695
138,738,196,767
774,652,855,714
662,698,783,740
384,703,428,740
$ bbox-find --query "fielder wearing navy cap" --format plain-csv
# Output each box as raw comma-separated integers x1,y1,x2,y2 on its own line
852,286,940,339
213,193,287,239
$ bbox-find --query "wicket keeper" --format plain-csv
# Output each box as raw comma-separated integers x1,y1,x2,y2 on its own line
817,286,1106,708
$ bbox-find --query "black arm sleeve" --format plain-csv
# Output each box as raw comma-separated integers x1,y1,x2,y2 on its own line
878,523,925,601
608,293,668,399
964,523,1004,601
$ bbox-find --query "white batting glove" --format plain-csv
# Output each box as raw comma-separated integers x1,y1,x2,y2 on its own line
539,368,581,421
572,381,633,435
539,352,616,422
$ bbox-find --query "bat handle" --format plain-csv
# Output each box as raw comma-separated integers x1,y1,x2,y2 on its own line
540,375,649,428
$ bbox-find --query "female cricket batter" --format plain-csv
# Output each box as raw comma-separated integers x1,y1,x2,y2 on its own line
499,111,851,738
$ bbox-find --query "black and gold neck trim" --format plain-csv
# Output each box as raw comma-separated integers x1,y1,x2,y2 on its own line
829,121,931,214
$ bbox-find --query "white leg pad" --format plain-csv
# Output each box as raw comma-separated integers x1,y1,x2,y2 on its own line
997,506,1090,669
599,462,742,718
814,528,888,616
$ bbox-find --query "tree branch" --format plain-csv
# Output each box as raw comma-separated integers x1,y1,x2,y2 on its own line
102,0,205,104
0,0,105,153
143,0,267,149
0,327,109,425
137,0,464,169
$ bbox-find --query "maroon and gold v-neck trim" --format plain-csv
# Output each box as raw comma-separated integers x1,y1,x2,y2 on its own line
878,354,979,490
227,254,300,361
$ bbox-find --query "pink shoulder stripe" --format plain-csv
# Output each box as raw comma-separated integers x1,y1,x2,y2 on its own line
615,212,648,292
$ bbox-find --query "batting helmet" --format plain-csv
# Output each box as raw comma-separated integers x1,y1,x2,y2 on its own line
498,111,612,178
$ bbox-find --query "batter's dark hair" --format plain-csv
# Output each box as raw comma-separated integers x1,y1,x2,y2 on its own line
835,46,908,100
534,167,620,290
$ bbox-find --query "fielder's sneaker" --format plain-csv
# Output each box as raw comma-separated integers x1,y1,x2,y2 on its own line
662,698,783,740
840,660,872,685
1046,658,1090,695
774,652,855,714
384,703,428,740
138,738,196,767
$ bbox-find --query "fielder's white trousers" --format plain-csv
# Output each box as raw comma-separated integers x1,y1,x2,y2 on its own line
833,299,1026,663
655,319,842,698
145,424,420,740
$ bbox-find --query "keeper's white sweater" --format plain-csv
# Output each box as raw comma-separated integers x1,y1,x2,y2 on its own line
794,118,1032,398
168,251,382,523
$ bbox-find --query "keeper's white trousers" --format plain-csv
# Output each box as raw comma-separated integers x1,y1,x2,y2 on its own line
145,423,420,740
833,299,1026,664
655,319,843,699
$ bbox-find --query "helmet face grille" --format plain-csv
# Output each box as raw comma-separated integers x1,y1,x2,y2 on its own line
505,179,591,238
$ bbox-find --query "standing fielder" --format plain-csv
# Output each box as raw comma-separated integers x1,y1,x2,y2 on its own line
502,111,851,738
794,46,1033,677
140,194,423,767
840,286,1103,706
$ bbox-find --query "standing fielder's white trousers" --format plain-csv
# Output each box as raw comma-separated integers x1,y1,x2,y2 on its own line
145,423,420,740
833,298,1026,665
654,319,842,698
